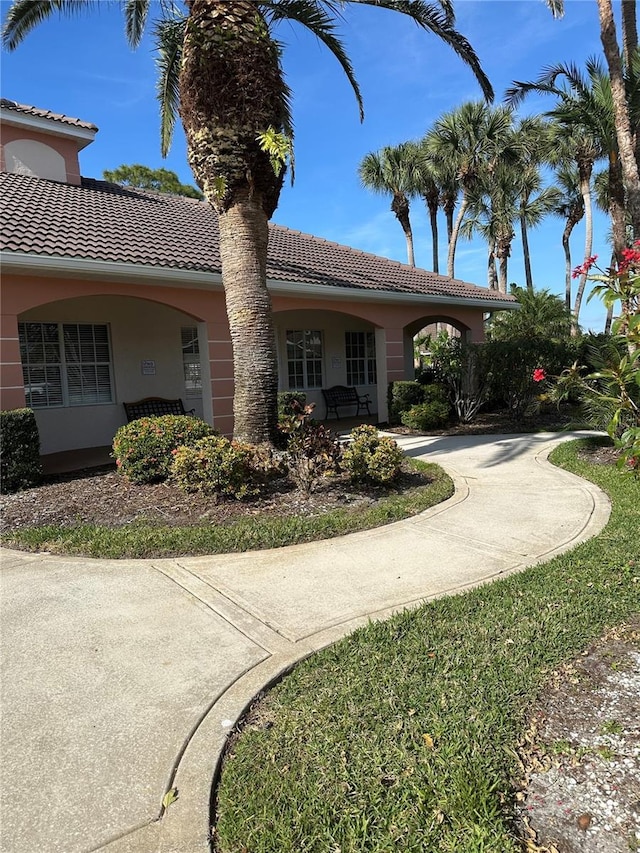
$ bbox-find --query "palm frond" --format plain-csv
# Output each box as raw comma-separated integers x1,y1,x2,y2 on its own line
153,14,185,158
354,0,493,102
122,0,149,48
2,0,95,51
261,0,364,120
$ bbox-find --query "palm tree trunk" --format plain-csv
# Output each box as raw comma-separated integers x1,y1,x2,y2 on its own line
609,155,628,258
604,301,614,334
597,0,640,238
424,194,439,273
179,0,287,444
496,235,512,294
562,220,573,312
621,0,638,70
573,170,594,334
447,195,468,278
488,240,498,290
391,193,415,266
218,194,278,443
520,207,534,292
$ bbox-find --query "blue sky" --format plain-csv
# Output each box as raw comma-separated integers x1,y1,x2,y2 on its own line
0,0,620,330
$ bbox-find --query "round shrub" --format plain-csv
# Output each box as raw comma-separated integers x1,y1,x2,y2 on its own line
113,415,215,484
171,435,260,499
341,424,404,485
401,400,451,431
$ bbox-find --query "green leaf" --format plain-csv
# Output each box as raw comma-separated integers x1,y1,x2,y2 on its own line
162,787,179,810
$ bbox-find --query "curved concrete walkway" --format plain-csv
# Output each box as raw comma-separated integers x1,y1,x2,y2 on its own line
0,433,611,853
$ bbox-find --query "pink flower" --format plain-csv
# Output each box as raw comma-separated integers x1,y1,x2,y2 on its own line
532,368,546,383
571,255,598,279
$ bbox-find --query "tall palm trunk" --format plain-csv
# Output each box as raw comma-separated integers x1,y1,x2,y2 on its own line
597,0,640,238
562,204,583,312
573,163,594,334
520,204,534,292
487,240,498,290
179,0,286,444
495,233,513,293
442,192,456,246
448,194,469,278
423,189,440,273
621,0,638,68
391,192,415,266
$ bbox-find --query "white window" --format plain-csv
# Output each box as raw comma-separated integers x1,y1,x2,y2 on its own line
286,330,323,389
19,322,113,408
181,327,202,398
345,331,377,386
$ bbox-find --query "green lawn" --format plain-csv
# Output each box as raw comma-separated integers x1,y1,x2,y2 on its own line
212,438,640,853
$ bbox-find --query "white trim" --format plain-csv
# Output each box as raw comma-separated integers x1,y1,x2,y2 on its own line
1,252,223,289
267,278,518,311
0,107,97,149
1,251,518,310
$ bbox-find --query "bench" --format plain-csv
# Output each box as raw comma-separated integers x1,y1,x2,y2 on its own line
123,397,195,422
321,385,372,420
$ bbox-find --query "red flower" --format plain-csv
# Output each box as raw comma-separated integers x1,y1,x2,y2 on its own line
532,368,546,383
571,255,598,279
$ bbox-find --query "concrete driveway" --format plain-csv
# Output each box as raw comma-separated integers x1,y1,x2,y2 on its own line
0,432,610,853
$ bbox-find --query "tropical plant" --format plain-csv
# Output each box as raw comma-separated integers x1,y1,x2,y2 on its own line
359,142,421,266
487,286,574,341
2,0,494,446
425,101,515,279
541,0,640,238
102,163,204,198
430,336,488,423
551,163,585,312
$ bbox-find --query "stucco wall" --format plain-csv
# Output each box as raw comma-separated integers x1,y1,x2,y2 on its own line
16,295,207,454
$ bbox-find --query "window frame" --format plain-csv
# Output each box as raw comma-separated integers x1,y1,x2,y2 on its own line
181,326,203,399
286,329,324,390
19,321,114,409
345,330,377,387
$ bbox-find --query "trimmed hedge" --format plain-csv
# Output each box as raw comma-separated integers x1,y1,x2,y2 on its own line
112,415,216,484
0,408,42,494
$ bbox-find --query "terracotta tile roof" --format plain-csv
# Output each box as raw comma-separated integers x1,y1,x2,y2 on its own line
0,171,515,303
1,99,98,132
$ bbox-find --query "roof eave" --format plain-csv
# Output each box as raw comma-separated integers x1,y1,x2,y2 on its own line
267,278,519,310
0,251,223,289
1,251,518,310
0,108,97,149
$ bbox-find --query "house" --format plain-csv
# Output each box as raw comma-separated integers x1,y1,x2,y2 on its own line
0,99,517,464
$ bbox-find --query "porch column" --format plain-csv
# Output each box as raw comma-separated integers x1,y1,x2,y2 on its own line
1,314,26,410
377,326,405,424
206,319,234,437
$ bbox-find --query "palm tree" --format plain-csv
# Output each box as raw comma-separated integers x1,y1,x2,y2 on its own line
359,142,421,267
461,163,517,293
512,116,557,291
551,163,585,312
3,0,494,445
425,101,515,279
507,64,606,331
413,145,442,273
487,286,573,341
542,0,640,238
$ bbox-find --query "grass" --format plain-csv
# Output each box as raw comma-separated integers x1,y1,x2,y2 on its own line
212,438,640,853
1,460,453,559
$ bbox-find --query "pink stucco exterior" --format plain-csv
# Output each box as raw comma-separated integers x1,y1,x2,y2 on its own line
1,270,486,455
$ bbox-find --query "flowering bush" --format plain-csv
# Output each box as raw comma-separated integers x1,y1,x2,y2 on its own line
112,415,216,484
171,435,261,499
568,242,640,474
341,424,404,485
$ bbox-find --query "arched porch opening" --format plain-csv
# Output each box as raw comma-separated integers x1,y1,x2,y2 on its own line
404,314,472,378
273,307,382,422
13,294,212,458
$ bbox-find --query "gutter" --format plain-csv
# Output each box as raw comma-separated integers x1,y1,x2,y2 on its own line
1,251,518,311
